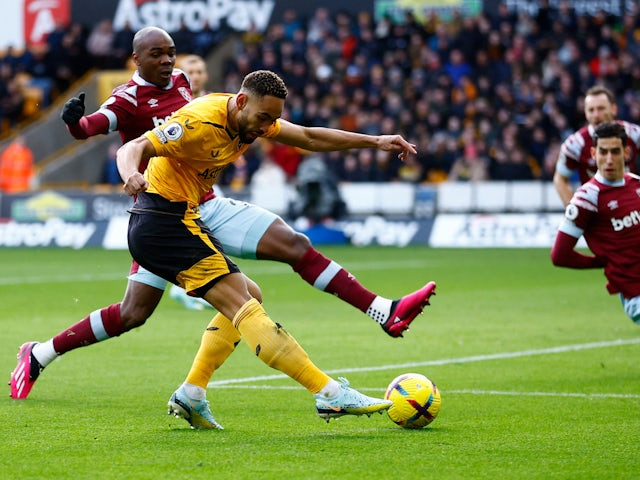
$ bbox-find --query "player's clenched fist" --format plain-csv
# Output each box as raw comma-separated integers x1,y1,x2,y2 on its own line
123,172,148,196
60,92,86,125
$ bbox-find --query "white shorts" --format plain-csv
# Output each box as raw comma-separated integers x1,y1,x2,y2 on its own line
620,294,640,325
128,196,279,289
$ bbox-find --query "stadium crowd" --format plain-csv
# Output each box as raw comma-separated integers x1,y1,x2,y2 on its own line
2,3,640,187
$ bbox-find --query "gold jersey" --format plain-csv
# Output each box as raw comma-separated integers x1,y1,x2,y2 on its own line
144,93,280,208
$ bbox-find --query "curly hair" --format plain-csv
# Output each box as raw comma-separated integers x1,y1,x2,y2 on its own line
241,70,288,100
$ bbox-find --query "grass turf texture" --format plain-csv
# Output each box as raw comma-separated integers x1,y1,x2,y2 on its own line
1,246,639,479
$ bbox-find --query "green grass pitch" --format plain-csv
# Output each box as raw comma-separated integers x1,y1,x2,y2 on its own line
1,246,639,479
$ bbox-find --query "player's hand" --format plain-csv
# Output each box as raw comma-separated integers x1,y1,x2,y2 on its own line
60,92,86,125
123,172,148,196
378,134,417,161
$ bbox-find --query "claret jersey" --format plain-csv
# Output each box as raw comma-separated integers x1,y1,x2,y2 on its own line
559,172,640,297
557,121,640,184
144,93,281,207
99,69,192,170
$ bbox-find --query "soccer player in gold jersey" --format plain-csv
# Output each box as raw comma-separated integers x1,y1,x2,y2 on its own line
117,70,423,428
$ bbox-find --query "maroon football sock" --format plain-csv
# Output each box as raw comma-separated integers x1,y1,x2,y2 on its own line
52,303,125,354
292,247,376,312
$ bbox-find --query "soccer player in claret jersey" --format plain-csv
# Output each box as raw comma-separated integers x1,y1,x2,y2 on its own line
10,28,437,422
553,85,640,206
551,121,640,325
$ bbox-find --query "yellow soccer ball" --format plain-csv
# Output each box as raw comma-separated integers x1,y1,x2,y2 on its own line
384,373,441,429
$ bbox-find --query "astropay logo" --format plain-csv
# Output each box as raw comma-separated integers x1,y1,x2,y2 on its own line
611,210,640,231
113,0,275,33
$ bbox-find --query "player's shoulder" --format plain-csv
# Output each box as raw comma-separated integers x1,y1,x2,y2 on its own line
618,120,640,142
563,126,589,145
625,172,640,183
186,93,230,114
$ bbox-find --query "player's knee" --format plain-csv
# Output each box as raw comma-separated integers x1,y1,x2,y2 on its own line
288,231,312,262
119,301,154,330
246,277,263,303
293,230,312,250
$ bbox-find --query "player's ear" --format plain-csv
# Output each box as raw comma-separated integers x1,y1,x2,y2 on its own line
236,93,248,110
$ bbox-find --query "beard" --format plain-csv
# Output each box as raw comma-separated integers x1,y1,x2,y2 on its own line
238,126,258,145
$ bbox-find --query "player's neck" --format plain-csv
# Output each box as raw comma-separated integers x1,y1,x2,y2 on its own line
227,96,239,135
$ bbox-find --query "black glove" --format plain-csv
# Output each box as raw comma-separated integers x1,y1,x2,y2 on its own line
60,92,86,125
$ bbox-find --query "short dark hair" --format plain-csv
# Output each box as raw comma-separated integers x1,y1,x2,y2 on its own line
593,121,627,146
241,70,288,100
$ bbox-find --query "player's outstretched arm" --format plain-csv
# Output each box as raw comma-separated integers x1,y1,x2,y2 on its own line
275,120,417,160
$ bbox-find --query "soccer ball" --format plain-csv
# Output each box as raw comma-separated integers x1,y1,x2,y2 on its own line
384,373,441,429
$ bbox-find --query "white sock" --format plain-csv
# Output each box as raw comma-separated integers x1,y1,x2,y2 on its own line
316,379,341,398
366,297,393,325
182,382,206,400
31,339,57,368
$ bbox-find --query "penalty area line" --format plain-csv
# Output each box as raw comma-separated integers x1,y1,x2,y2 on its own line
209,337,640,387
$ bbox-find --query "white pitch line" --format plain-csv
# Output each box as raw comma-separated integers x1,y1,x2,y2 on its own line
205,385,640,399
0,259,429,286
209,337,640,387
0,272,126,285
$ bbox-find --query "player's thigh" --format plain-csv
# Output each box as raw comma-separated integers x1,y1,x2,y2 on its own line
129,210,239,294
128,261,169,290
200,196,277,259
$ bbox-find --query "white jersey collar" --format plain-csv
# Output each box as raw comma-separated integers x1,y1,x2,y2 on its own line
132,70,174,90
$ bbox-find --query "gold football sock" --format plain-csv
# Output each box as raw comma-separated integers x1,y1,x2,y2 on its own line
233,298,330,394
184,313,241,389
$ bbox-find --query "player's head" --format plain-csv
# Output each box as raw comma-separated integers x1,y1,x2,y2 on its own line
132,27,176,87
233,70,288,144
177,54,208,97
592,121,629,182
584,85,617,127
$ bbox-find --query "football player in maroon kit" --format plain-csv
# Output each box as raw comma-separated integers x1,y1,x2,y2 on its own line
10,27,437,423
551,121,640,325
553,85,640,205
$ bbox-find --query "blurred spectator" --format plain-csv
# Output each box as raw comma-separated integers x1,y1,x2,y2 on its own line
0,135,35,193
262,141,304,181
0,69,25,131
111,21,135,68
102,141,121,185
172,20,194,54
448,141,490,182
192,21,224,57
86,19,114,69
250,153,285,189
